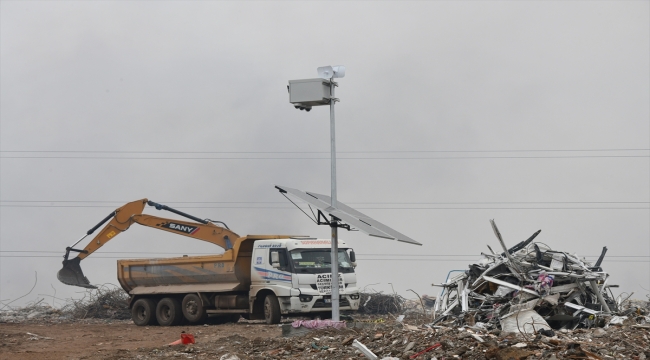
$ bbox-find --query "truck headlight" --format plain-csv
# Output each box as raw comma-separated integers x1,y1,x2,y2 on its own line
299,295,313,302
350,294,360,300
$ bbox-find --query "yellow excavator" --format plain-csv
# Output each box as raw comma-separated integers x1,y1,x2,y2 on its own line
57,198,240,289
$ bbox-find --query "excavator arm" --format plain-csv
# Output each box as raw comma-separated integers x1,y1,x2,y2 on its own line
57,199,240,289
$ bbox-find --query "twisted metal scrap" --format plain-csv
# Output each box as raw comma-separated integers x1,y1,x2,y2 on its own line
61,284,130,320
358,291,406,314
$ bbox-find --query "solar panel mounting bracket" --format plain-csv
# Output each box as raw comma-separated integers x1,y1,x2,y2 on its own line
316,210,351,231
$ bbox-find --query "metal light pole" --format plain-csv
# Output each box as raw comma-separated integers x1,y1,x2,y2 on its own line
328,78,340,321
288,66,345,321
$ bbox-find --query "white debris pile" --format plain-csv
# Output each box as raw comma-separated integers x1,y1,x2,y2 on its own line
0,300,69,323
431,220,640,332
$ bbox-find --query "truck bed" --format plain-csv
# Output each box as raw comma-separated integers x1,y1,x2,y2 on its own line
117,250,252,294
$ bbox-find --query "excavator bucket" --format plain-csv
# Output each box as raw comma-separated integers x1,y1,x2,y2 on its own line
57,257,97,289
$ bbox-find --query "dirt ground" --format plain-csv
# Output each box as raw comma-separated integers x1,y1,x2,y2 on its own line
3,317,650,360
0,320,282,360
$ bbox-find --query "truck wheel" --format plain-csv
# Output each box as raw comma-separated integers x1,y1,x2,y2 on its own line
156,297,183,326
263,294,281,325
182,294,207,323
131,298,157,326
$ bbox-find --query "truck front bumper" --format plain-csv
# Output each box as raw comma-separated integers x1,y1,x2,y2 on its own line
282,294,360,314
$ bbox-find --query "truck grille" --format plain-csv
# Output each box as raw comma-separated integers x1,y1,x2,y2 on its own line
310,284,348,290
313,297,350,308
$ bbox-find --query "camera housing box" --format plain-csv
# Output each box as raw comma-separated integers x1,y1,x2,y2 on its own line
288,78,333,107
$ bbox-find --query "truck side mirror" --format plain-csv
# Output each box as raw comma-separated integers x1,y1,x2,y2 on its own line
271,251,280,269
350,250,357,268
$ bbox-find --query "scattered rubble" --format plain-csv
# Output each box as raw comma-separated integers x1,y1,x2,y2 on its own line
1,299,649,359
117,309,650,359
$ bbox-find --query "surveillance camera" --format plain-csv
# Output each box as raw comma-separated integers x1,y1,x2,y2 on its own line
305,106,312,112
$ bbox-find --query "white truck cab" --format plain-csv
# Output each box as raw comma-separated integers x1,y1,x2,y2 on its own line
250,238,360,316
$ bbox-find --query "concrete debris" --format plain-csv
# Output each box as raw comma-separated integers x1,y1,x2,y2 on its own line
0,302,68,323
291,319,346,330
431,220,641,333
219,355,240,360
500,309,552,334
352,339,378,359
26,332,53,340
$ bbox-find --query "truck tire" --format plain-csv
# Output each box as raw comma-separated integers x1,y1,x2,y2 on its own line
263,294,281,325
131,298,157,326
182,294,207,323
156,297,183,326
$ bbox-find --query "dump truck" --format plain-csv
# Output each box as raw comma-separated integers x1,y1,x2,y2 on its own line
58,199,360,325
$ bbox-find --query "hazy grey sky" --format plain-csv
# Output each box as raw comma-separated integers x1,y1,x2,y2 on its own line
1,1,648,306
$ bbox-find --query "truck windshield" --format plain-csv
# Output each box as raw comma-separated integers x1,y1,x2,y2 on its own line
289,249,354,274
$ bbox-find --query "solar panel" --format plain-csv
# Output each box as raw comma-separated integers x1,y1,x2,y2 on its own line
276,185,422,246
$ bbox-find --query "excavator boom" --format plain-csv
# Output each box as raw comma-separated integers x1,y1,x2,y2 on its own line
57,199,240,288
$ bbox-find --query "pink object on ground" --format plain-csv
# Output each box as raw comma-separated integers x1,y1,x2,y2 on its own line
291,319,346,329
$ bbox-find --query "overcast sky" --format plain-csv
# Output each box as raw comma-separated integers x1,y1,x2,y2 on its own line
1,1,648,308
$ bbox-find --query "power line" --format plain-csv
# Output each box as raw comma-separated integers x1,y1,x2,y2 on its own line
1,250,646,258
0,255,647,262
2,201,648,204
358,254,650,258
1,148,648,154
1,155,648,160
1,205,648,210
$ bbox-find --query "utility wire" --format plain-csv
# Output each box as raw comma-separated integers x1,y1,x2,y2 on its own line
1,250,646,258
2,155,648,160
1,148,648,154
0,255,647,262
1,205,647,210
2,201,648,204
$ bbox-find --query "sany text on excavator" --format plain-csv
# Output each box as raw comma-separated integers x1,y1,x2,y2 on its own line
58,199,361,325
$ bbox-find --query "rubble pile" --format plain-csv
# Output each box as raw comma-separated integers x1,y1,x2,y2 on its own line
0,299,68,323
0,286,130,323
432,220,632,332
359,291,406,314
60,286,130,320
